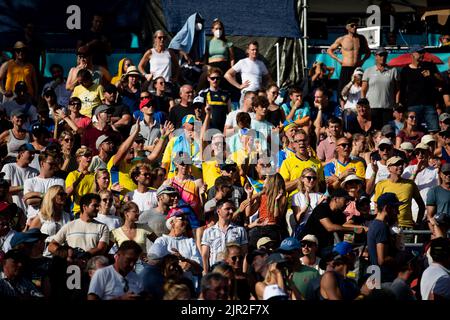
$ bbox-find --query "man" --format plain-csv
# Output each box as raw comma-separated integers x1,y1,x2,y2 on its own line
162,114,201,179
374,156,425,229
0,202,18,253
324,137,365,190
402,143,439,223
81,104,122,155
1,81,38,128
88,240,145,300
198,272,230,300
130,94,161,153
250,95,274,152
281,87,310,126
276,120,300,170
279,130,323,194
1,143,39,211
399,45,440,132
138,185,179,237
300,234,322,274
149,211,202,280
198,67,231,131
361,47,400,129
327,18,371,99
169,84,196,129
367,193,402,268
311,87,341,139
438,113,450,133
42,64,72,108
426,163,450,238
201,198,248,274
317,117,343,164
300,189,363,254
127,163,157,212
224,90,256,137
420,237,450,300
204,176,233,215
102,84,131,138
49,193,108,257
365,137,394,195
89,134,113,172
225,41,271,104
23,150,65,220
71,68,104,118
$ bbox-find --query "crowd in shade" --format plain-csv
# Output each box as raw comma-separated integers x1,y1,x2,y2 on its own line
0,14,450,301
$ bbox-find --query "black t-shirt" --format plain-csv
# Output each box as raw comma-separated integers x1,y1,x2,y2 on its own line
400,62,439,107
169,104,196,129
198,89,230,131
152,93,172,114
266,108,284,127
344,113,375,136
300,202,346,252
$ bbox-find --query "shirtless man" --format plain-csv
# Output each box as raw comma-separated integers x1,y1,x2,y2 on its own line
327,18,371,100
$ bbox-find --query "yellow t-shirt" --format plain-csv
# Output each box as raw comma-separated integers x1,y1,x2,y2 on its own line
65,170,95,215
72,83,104,118
202,160,222,190
323,159,366,180
107,155,137,196
111,226,153,254
279,155,324,183
374,178,418,228
161,137,202,179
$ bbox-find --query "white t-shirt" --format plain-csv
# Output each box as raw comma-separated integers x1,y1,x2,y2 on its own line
402,165,439,221
420,263,450,300
88,264,144,300
225,110,255,128
52,219,109,252
291,192,323,224
23,176,65,219
1,163,39,211
0,229,17,253
343,85,362,110
232,58,268,93
95,214,123,231
365,161,389,184
126,190,157,213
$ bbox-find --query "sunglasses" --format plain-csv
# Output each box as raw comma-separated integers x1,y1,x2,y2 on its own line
408,116,416,119
140,172,152,177
258,163,271,168
348,23,357,28
57,192,67,197
303,176,317,181
231,255,243,262
379,145,392,151
15,49,26,53
301,241,315,248
339,143,351,148
69,103,81,107
102,198,113,203
63,138,73,142
140,95,151,99
209,77,221,81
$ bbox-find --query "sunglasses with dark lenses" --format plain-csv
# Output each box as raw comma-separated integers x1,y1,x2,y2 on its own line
69,103,81,107
301,241,315,247
379,145,392,151
15,49,26,53
231,255,243,262
209,77,221,81
102,198,113,203
140,95,151,100
408,116,416,120
156,36,166,40
224,167,237,173
303,176,317,181
57,192,67,197
339,143,351,148
348,24,357,28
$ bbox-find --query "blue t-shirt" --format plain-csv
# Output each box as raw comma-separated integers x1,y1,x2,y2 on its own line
367,219,389,266
281,101,310,121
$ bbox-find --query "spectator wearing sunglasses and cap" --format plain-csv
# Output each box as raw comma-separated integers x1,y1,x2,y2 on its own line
1,81,38,129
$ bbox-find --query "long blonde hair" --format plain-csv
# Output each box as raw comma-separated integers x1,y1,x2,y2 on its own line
297,168,319,193
40,185,65,221
263,173,286,212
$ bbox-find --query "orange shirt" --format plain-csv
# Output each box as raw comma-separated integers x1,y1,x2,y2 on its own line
5,60,36,97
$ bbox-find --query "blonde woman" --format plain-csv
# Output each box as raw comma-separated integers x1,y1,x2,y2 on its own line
254,261,285,300
94,190,121,230
28,185,71,256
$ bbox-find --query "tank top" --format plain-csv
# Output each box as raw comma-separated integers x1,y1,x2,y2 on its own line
149,48,172,82
5,60,35,97
7,129,30,157
169,177,202,217
259,194,278,225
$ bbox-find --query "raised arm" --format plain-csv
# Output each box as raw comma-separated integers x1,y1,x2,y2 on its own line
113,120,141,166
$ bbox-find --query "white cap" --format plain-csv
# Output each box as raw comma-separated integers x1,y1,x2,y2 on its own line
301,234,319,246
263,284,287,300
400,142,414,151
340,174,364,188
378,137,393,147
421,134,436,145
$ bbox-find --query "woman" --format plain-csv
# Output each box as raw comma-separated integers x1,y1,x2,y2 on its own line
94,190,121,230
27,185,71,256
212,262,237,300
247,173,287,248
340,175,366,221
350,133,367,167
364,130,383,165
151,76,175,114
291,168,326,237
254,260,286,300
110,202,156,264
341,68,363,110
65,146,95,217
138,30,179,89
345,99,374,136
118,66,142,114
0,112,30,164
66,97,91,132
206,19,234,72
266,84,285,127
396,111,424,148
58,131,78,173
111,57,133,86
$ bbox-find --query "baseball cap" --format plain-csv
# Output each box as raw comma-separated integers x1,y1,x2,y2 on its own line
13,41,27,49
31,123,49,136
414,143,429,151
386,156,404,166
353,68,364,77
246,248,269,264
441,163,450,173
94,105,112,116
257,237,275,249
278,237,300,252
173,152,192,165
139,97,152,110
263,284,288,300
333,241,353,256
282,119,298,132
43,87,56,97
193,96,205,106
0,202,18,218
330,188,351,200
356,97,370,107
346,18,359,26
156,185,179,197
375,47,388,55
381,124,395,136
378,138,393,146
135,134,146,143
165,210,187,231
421,134,436,145
182,114,196,125
439,113,450,122
95,134,111,150
266,252,287,265
409,45,425,53
18,143,37,153
430,237,450,262
400,142,414,151
15,81,28,92
76,45,91,56
10,228,47,248
219,160,237,171
10,109,26,118
340,174,364,189
377,192,403,209
301,234,319,246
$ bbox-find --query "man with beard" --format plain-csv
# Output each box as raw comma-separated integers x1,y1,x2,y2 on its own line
127,163,157,213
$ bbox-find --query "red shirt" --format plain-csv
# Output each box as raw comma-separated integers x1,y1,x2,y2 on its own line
81,124,122,155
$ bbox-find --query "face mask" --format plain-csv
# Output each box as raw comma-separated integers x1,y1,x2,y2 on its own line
195,23,203,31
214,30,222,38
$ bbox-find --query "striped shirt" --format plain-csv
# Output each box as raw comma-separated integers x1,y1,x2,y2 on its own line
201,223,248,266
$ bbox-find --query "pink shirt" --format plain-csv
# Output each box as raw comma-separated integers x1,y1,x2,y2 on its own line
317,137,336,162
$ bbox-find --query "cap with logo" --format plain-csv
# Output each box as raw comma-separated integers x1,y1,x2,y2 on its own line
278,237,300,252
439,113,450,122
182,114,196,125
378,137,393,147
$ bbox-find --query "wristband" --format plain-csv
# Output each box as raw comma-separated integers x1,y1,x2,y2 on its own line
161,135,167,140
353,227,359,233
